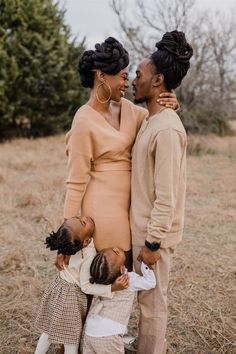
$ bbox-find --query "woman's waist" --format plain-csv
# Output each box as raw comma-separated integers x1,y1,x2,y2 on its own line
85,173,131,195
91,160,131,172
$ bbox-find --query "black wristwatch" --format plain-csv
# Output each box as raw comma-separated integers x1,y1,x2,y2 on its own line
145,240,161,251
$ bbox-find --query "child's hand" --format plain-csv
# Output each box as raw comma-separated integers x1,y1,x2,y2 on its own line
111,273,129,291
55,254,70,271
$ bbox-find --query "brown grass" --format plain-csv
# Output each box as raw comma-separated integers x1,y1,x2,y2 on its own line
0,134,235,354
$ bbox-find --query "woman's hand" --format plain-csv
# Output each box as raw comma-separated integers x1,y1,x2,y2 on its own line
157,91,180,111
55,254,70,271
111,273,129,291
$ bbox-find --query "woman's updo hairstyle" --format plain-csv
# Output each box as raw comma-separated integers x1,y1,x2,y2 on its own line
78,37,129,88
151,30,193,91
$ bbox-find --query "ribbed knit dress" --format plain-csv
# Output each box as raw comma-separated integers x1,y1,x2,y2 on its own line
64,98,147,251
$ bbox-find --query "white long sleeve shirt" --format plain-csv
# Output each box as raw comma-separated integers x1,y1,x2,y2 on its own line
85,262,156,336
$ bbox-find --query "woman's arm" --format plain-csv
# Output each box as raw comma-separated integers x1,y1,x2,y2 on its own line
64,114,94,219
157,90,180,111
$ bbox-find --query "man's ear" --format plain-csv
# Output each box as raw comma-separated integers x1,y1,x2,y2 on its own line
152,73,164,87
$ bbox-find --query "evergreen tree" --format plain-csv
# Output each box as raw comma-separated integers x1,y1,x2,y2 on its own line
0,0,88,138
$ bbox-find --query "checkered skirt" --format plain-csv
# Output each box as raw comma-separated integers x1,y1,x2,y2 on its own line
35,275,87,345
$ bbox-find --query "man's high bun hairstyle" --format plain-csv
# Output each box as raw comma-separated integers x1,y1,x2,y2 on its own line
151,30,193,91
78,37,129,88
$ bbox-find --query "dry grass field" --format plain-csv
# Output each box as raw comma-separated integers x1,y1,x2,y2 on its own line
0,134,235,354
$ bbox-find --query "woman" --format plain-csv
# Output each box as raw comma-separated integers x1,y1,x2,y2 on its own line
58,37,178,270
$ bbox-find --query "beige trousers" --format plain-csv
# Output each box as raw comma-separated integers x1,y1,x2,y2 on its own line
83,333,124,354
133,246,174,354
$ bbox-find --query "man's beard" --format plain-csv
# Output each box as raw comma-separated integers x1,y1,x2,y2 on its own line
134,96,149,104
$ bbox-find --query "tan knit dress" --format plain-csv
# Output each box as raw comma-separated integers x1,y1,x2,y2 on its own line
64,98,147,251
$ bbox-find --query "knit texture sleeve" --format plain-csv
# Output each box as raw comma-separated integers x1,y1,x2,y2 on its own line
64,113,94,219
80,254,112,298
146,128,185,243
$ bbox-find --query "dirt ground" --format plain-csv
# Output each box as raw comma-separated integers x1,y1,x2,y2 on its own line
0,134,235,354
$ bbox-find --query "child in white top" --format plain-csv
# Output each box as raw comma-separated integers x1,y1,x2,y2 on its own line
83,247,156,354
35,217,127,354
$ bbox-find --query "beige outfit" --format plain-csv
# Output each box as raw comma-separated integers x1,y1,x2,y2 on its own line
64,99,146,251
130,108,187,354
131,108,187,248
83,264,156,354
83,290,134,354
83,334,124,354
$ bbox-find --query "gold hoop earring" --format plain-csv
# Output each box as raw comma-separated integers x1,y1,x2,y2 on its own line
96,82,112,104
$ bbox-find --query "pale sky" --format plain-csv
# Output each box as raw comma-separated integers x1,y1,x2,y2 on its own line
59,0,236,47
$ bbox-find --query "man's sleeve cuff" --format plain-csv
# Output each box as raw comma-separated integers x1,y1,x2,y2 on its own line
146,235,163,244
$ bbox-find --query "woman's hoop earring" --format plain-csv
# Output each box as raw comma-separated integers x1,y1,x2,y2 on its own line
96,82,112,104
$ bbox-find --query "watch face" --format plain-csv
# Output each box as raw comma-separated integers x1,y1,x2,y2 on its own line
145,240,161,251
151,242,160,250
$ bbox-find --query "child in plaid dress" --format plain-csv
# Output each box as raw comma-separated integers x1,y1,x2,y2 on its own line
35,217,128,354
82,247,156,354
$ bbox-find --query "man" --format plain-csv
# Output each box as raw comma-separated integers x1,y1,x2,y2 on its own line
129,30,193,354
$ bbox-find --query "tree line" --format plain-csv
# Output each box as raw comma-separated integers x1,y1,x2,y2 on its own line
0,0,235,139
0,0,88,139
110,0,236,135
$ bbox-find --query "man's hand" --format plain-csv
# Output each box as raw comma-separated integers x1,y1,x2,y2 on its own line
157,91,180,111
137,246,161,268
111,273,129,291
55,254,70,271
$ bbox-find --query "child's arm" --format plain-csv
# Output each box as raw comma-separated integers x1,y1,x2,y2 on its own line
128,262,156,291
80,254,128,297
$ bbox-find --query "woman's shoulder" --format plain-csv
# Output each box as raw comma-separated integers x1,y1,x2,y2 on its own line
121,98,147,130
69,104,99,134
73,104,93,123
65,105,94,144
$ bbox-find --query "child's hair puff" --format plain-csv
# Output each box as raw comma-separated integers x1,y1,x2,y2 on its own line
45,224,82,255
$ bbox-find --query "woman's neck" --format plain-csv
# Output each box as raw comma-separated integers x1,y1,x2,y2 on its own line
88,89,112,113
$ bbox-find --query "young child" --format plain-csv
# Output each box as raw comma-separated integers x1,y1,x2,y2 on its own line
82,247,156,354
35,217,127,354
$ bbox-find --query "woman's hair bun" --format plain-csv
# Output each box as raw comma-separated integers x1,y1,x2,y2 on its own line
156,30,193,64
78,37,129,88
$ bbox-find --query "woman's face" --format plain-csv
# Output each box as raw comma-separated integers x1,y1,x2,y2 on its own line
105,67,129,102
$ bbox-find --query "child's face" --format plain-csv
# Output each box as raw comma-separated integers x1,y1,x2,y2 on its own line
104,247,126,268
65,216,94,243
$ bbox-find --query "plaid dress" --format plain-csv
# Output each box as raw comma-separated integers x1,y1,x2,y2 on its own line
35,275,87,345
